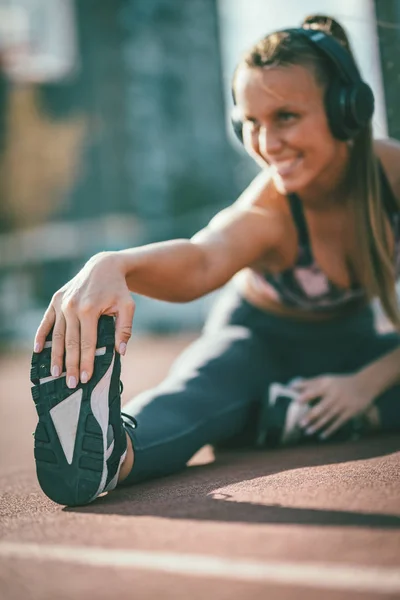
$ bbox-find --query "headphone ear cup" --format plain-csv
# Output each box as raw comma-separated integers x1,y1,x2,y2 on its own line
231,106,244,144
324,77,352,141
348,81,375,130
325,78,375,141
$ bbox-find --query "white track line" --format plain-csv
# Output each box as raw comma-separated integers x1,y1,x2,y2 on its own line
0,542,399,594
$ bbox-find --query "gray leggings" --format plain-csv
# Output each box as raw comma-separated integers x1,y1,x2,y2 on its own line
121,286,400,485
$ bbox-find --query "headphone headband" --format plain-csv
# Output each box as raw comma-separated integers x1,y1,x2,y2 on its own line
291,28,362,84
231,25,374,141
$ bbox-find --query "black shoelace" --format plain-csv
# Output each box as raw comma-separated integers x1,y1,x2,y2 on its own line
119,381,138,429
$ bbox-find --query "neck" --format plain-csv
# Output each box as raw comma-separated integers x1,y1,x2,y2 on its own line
296,145,352,210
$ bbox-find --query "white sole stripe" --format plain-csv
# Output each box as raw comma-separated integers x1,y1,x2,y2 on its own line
39,372,67,385
89,352,115,501
0,542,399,594
37,348,106,385
41,344,106,355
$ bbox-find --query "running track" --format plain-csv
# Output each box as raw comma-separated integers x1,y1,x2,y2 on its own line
1,334,399,600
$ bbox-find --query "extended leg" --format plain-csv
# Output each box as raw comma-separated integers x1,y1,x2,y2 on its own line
119,325,281,485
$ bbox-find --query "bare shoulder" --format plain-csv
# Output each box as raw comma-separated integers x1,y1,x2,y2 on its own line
208,168,289,234
192,169,290,268
374,138,400,200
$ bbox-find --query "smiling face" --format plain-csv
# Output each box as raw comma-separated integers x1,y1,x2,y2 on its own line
233,63,350,200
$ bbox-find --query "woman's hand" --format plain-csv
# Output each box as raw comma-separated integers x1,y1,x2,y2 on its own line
33,251,135,388
290,374,374,439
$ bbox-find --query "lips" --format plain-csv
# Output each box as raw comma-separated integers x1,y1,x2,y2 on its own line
270,156,302,177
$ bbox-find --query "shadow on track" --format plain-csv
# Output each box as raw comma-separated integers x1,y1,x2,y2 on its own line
65,434,400,529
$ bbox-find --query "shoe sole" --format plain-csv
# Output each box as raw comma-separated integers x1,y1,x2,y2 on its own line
269,384,309,445
30,316,118,506
257,383,309,448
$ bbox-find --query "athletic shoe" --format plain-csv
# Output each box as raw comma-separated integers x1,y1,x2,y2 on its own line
256,381,310,447
256,380,365,448
30,316,136,506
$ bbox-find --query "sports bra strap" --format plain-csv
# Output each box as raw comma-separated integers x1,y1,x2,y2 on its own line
288,194,309,246
288,161,398,247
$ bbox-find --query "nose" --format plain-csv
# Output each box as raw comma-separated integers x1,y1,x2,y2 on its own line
258,125,284,158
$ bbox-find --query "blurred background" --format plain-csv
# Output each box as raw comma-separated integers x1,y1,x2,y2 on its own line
0,0,399,348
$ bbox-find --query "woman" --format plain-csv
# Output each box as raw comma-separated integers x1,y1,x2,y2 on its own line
31,15,400,507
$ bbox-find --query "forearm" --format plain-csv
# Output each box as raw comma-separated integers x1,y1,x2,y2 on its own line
105,201,283,303
116,239,213,302
356,346,400,399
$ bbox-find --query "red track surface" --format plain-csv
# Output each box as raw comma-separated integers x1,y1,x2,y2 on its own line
1,334,400,600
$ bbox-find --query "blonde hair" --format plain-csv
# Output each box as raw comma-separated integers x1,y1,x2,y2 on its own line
233,14,400,327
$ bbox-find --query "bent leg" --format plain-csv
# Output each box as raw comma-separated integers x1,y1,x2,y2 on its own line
119,325,283,485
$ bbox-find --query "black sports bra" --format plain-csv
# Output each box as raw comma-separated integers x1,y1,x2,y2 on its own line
253,163,400,311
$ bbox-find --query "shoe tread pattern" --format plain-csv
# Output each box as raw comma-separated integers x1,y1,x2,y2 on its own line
30,316,118,506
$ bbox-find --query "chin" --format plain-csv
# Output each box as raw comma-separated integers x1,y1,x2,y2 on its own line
273,172,315,196
273,174,302,195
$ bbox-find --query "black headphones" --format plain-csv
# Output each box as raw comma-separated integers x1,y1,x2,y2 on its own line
231,27,375,142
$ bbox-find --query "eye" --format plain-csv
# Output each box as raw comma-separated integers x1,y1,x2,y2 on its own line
277,111,297,123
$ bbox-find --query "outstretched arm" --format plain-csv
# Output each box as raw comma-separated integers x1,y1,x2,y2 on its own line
119,204,284,301
33,174,285,388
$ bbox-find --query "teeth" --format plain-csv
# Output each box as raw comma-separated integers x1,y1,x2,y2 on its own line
273,158,298,168
270,157,301,175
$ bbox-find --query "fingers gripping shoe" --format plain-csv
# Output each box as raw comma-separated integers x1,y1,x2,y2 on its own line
256,381,310,448
30,316,133,506
256,380,366,448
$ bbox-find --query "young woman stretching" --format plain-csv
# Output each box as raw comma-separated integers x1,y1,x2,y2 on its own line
31,15,400,506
